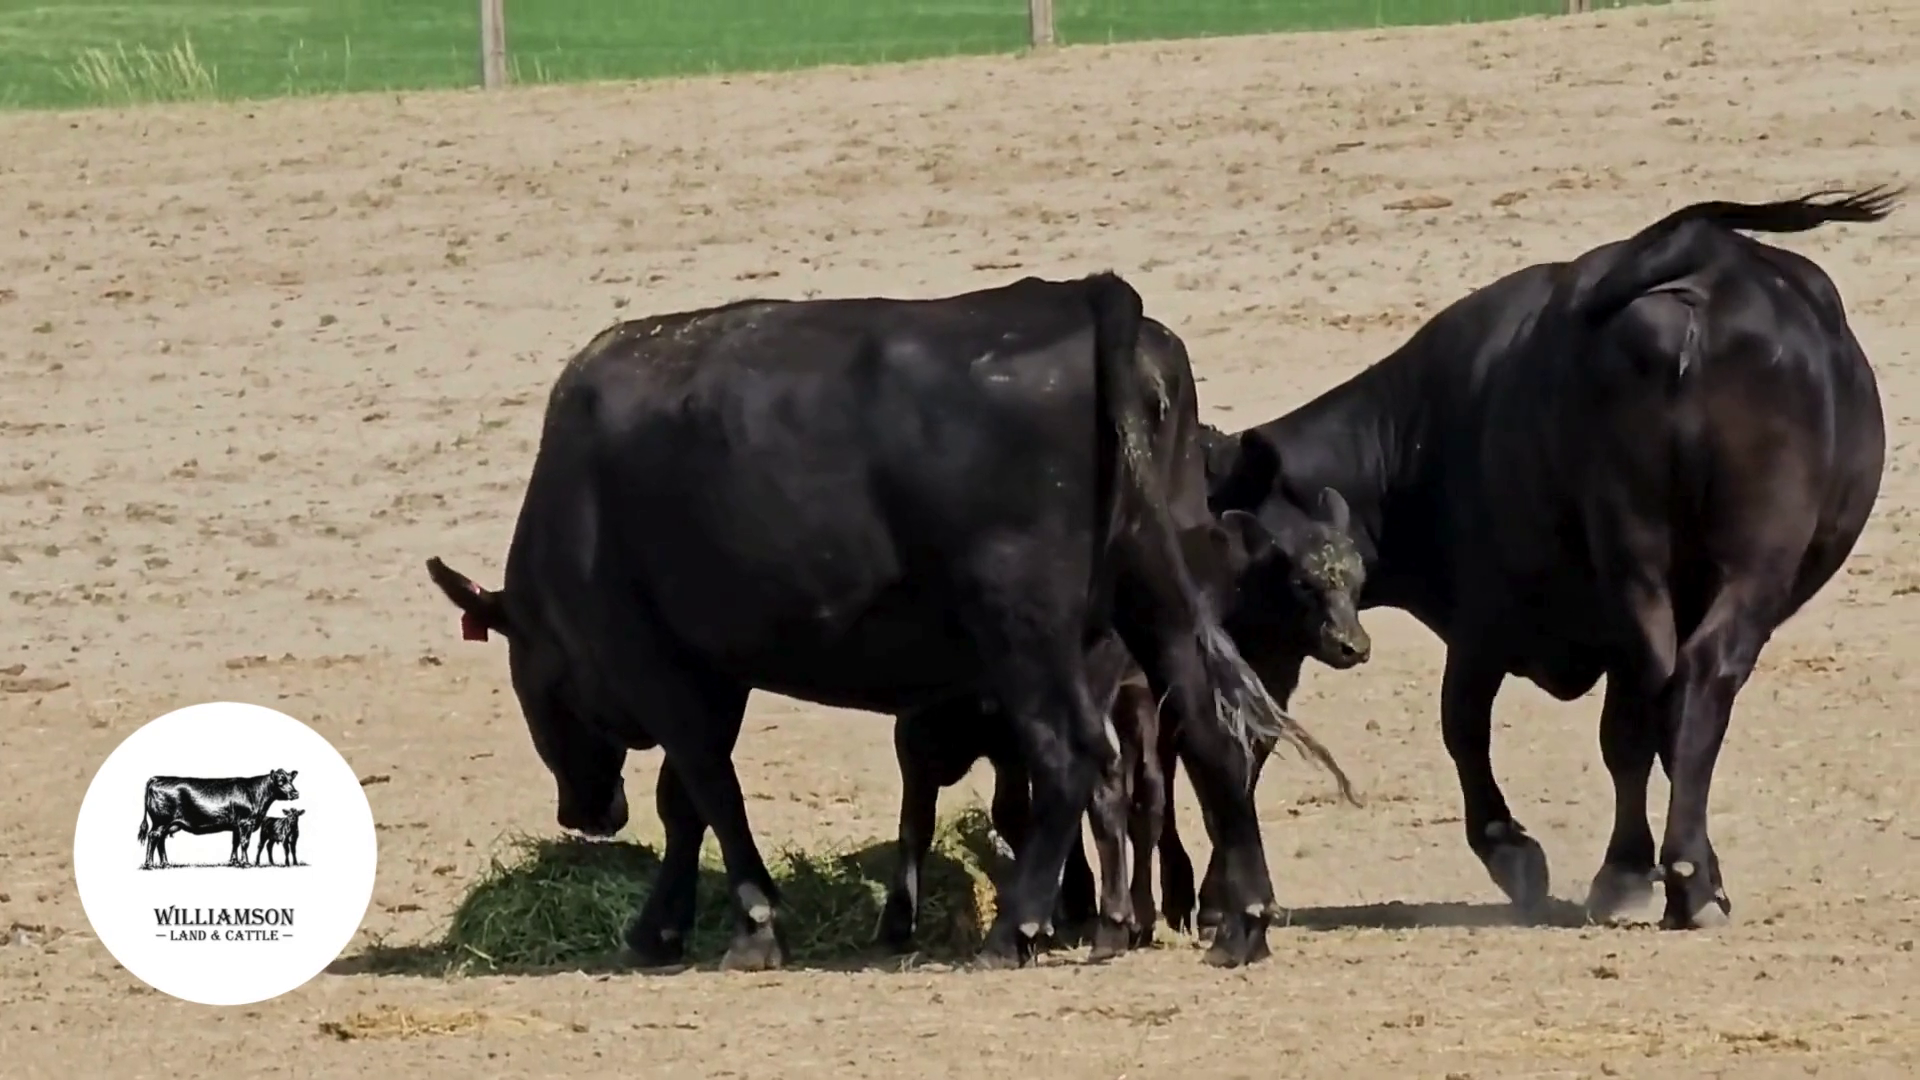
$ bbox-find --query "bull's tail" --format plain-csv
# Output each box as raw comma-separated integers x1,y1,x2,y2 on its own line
1083,273,1355,804
1572,185,1902,326
425,557,512,641
137,809,149,842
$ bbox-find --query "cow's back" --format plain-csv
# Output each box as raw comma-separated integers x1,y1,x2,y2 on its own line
507,279,1121,712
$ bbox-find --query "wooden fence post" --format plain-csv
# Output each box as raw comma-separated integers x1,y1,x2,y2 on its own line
1565,0,1592,12
480,0,508,89
1028,0,1056,49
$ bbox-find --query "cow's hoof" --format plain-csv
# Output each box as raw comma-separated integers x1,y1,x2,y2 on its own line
1129,922,1157,950
621,917,688,969
1087,917,1131,963
720,923,786,972
1481,823,1551,917
1194,906,1224,945
1202,909,1272,969
878,895,916,954
976,921,1040,970
1585,863,1658,923
1659,861,1732,930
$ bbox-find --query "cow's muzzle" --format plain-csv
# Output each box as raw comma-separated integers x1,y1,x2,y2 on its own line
1319,624,1372,670
558,782,630,839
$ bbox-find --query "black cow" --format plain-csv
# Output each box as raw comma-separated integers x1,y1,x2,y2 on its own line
138,768,300,869
1203,187,1897,930
884,318,1372,959
425,272,1348,970
254,807,306,867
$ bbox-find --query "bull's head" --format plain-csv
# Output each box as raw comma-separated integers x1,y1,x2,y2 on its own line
269,768,300,801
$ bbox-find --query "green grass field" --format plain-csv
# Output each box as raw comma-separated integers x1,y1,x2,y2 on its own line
0,0,1641,109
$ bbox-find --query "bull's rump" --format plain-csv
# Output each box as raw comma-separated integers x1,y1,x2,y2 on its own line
517,282,1114,711
1452,250,1876,654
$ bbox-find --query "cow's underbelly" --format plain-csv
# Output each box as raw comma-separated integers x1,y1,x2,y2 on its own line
704,585,983,714
1500,588,1621,702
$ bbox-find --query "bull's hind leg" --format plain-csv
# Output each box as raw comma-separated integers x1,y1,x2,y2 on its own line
1658,576,1788,930
1587,561,1679,922
1586,679,1664,922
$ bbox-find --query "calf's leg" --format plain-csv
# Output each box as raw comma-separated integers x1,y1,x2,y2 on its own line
1085,738,1135,962
1155,732,1196,933
881,713,956,953
1120,683,1165,949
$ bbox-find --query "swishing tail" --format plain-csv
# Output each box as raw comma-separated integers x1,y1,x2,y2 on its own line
1572,186,1901,326
1084,272,1355,803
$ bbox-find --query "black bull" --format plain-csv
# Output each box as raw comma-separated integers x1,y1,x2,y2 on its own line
1203,186,1898,930
138,769,301,869
426,272,1349,970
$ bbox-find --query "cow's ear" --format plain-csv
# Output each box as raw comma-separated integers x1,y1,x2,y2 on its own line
1217,509,1278,575
287,770,298,779
1314,487,1352,534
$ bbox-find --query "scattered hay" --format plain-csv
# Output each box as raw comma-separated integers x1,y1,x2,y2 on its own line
437,806,1003,971
318,1004,552,1041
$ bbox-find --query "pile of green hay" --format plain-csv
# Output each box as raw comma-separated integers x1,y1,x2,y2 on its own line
439,806,1004,971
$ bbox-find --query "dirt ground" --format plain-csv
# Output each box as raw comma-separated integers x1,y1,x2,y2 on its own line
3,0,1917,1074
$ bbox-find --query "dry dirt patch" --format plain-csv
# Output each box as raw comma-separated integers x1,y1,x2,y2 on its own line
2,0,1918,1076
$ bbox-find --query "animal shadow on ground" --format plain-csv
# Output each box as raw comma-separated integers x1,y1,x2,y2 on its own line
1278,896,1595,932
330,810,1006,978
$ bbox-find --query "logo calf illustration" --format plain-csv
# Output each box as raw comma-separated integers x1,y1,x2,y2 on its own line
254,808,305,867
136,768,299,869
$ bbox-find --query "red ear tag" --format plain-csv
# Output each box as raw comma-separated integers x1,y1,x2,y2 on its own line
461,612,489,642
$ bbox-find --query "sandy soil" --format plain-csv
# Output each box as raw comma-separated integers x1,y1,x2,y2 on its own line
3,0,1918,1074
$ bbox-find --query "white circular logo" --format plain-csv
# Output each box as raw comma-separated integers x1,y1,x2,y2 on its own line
71,701,379,1006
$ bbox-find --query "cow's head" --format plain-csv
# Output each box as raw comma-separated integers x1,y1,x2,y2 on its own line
507,647,631,840
1198,428,1371,670
281,808,305,823
1188,495,1370,672
268,768,300,801
424,556,630,837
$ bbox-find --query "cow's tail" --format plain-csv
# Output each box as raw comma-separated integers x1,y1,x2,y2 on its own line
1083,273,1355,803
1571,185,1902,326
136,809,149,842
